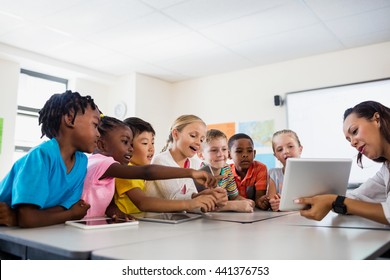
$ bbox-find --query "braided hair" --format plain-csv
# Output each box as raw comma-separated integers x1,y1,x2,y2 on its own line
38,90,97,139
98,115,128,138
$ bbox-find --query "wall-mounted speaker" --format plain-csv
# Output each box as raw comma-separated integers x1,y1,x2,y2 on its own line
274,95,284,106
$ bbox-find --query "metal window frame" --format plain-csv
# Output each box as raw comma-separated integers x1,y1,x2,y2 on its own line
15,69,68,153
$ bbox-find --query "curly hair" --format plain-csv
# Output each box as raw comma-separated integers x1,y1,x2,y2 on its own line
228,133,254,151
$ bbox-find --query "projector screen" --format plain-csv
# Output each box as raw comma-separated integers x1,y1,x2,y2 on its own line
286,78,390,183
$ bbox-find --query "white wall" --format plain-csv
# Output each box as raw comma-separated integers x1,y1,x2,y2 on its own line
108,74,136,118
169,41,390,133
134,74,174,152
0,59,20,178
1,41,390,179
72,78,110,115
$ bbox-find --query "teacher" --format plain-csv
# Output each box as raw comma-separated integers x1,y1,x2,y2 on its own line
296,101,390,225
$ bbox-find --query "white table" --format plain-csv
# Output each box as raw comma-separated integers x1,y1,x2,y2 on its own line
201,209,292,223
265,211,390,230
91,214,390,260
0,217,236,259
1,211,390,260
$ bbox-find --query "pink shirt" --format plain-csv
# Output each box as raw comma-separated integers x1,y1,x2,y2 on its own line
82,154,117,218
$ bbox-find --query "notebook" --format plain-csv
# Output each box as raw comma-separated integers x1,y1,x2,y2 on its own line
279,158,352,211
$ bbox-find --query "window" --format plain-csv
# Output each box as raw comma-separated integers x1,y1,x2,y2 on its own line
14,69,68,161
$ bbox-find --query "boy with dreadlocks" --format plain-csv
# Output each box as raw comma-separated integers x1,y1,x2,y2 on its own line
82,115,219,218
0,90,100,227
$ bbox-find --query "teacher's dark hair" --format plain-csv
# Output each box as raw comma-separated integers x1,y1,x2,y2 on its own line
344,100,390,167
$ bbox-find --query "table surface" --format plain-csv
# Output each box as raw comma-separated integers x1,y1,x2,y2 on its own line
91,212,390,260
266,211,390,230
0,216,236,259
1,211,390,260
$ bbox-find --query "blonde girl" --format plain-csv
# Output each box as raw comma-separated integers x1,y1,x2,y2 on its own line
145,115,227,206
268,129,303,211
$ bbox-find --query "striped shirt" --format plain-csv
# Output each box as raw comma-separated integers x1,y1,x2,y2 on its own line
198,163,239,200
217,165,239,199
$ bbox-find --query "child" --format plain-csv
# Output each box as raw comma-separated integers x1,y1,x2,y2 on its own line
144,115,228,207
0,90,99,227
297,101,390,225
197,129,255,212
105,117,218,217
267,129,303,211
82,116,219,218
228,133,269,210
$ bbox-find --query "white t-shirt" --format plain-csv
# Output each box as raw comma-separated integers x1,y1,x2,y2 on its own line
144,150,200,200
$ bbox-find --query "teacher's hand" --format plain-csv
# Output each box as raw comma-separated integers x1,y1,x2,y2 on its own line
295,194,337,221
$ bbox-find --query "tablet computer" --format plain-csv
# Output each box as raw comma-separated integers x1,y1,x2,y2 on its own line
194,164,214,192
279,158,352,211
65,217,138,230
136,212,202,224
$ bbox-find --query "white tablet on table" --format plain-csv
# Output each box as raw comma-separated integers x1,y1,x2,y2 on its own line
279,158,352,211
65,217,138,230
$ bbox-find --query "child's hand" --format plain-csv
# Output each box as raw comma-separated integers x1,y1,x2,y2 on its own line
105,201,131,220
227,199,255,213
0,202,18,226
69,199,90,220
210,187,228,207
256,195,270,210
247,199,255,209
269,193,281,211
194,187,228,207
192,170,224,188
191,195,217,212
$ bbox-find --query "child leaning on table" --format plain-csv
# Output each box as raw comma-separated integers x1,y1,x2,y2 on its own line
105,117,218,218
0,90,100,227
267,129,303,211
228,133,269,210
82,116,219,218
144,115,228,208
197,129,255,212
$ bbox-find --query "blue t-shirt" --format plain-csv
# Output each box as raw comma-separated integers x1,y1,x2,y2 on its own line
0,138,87,209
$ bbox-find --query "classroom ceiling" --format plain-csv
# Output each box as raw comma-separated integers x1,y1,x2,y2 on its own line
0,0,389,83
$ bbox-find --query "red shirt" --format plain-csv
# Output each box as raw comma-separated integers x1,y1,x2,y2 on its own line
230,161,268,198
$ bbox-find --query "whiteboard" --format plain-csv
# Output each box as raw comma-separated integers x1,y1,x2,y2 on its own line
286,78,390,183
